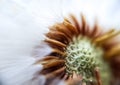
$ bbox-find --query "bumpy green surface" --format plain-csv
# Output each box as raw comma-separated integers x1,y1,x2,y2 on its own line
65,36,108,82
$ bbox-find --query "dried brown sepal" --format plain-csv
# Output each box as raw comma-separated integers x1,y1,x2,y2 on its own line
94,67,102,85
69,14,81,33
40,56,59,61
91,20,102,39
63,18,79,36
46,31,70,44
43,60,65,69
51,23,73,40
93,29,120,45
45,38,67,48
81,14,87,35
52,49,67,57
46,67,66,78
65,72,82,85
105,44,120,60
35,56,59,64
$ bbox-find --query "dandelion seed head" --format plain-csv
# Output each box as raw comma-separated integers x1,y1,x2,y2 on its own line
65,36,104,81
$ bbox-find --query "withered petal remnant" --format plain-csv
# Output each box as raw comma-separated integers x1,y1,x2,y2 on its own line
36,14,120,85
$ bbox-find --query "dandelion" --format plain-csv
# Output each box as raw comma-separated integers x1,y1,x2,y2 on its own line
36,14,120,85
0,0,120,85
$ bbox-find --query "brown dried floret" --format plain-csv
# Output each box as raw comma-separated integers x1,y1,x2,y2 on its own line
36,14,120,85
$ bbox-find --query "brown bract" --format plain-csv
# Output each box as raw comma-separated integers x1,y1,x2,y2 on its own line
36,14,120,85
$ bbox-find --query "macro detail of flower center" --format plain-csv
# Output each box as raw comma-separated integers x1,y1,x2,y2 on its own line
38,14,120,85
65,36,103,80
